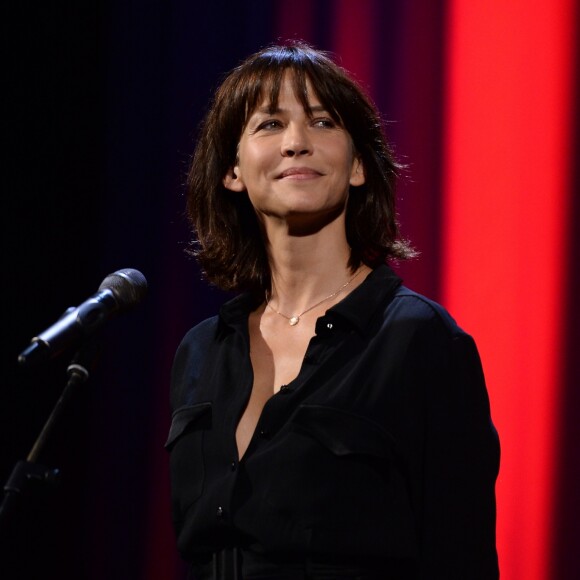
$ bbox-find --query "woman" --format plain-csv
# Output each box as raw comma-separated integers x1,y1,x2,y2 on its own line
167,43,499,579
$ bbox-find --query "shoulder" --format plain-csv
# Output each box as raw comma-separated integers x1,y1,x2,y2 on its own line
375,285,485,380
337,266,472,351
389,288,489,402
169,293,254,410
170,316,220,410
173,291,253,362
386,286,466,338
174,316,220,360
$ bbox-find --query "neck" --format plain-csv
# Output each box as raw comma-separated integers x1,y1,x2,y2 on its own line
264,218,363,315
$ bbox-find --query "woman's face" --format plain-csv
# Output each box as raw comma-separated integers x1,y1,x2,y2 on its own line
223,73,365,227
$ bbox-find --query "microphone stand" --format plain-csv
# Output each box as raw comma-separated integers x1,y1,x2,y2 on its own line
0,344,96,535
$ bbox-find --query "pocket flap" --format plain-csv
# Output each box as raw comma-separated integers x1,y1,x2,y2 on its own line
165,402,212,450
291,404,395,459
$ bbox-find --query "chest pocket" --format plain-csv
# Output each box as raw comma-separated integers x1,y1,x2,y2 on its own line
286,405,416,556
290,404,397,460
165,402,212,517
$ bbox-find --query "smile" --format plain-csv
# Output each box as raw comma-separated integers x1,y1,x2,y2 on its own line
277,167,323,180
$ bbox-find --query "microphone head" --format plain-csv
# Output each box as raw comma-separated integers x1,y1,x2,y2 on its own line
98,268,148,310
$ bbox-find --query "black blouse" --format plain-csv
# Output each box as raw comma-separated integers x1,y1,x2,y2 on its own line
167,266,499,579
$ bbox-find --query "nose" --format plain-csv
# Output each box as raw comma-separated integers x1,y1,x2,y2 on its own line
281,123,312,157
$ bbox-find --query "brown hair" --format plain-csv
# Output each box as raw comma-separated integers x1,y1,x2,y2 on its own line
186,42,415,293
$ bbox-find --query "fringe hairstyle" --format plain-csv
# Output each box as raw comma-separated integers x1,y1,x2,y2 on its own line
186,42,416,293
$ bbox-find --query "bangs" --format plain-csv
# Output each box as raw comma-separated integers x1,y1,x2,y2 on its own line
235,47,344,126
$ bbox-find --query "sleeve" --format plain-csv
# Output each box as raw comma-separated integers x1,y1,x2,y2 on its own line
420,331,500,579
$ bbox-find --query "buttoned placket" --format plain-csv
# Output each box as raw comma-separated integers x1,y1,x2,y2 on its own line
239,314,343,456
212,328,254,528
215,311,346,529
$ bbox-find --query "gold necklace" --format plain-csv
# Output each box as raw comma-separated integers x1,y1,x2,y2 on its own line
265,269,363,326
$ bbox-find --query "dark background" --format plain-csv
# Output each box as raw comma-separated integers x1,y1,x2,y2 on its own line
2,2,578,579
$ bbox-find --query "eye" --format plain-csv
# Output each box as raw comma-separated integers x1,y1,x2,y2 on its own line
256,119,283,131
312,117,336,129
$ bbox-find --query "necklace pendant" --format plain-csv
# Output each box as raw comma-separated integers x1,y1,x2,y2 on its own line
289,316,300,326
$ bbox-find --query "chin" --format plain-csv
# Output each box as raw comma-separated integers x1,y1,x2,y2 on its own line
284,206,346,233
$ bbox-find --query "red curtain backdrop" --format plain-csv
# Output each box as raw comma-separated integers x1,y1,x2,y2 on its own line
443,2,576,579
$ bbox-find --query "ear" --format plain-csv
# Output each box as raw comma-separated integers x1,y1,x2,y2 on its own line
223,166,246,192
349,156,365,187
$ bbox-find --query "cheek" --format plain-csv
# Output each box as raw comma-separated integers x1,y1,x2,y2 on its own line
330,137,355,165
237,143,265,175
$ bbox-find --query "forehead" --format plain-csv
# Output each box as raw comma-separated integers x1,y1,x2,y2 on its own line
246,70,329,118
254,83,320,119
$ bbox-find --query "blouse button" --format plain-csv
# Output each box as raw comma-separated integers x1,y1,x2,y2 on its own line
216,506,224,518
259,429,269,438
230,461,237,471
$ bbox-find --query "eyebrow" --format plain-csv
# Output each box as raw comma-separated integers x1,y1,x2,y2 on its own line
254,104,328,115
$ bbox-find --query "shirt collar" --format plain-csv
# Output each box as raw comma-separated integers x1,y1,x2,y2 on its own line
218,264,402,334
327,265,402,334
219,292,258,329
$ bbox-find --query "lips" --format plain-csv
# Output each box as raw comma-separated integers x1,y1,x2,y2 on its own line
277,166,322,179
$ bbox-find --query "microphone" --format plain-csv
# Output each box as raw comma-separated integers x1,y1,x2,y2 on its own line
18,268,148,366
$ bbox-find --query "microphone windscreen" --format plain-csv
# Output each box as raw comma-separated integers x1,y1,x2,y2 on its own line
98,268,148,310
